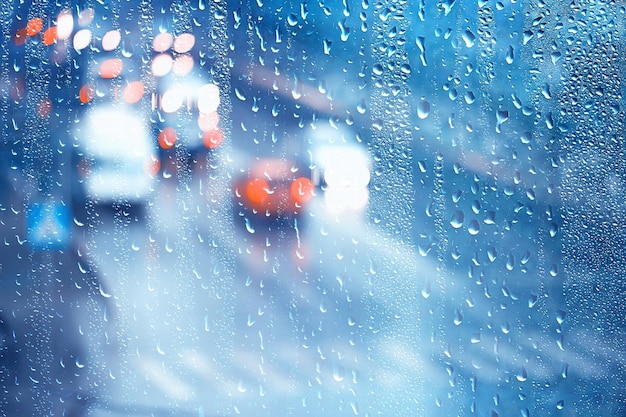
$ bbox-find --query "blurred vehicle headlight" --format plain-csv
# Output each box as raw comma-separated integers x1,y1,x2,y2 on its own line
314,145,371,214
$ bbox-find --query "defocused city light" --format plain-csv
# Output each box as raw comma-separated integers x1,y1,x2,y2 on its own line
37,98,52,118
99,58,123,79
246,178,270,206
314,145,371,215
123,81,145,104
197,83,220,114
153,32,174,52
56,9,74,40
290,177,315,205
26,18,43,37
79,84,95,104
202,128,224,149
102,30,121,51
73,29,92,51
161,85,186,113
172,54,194,77
158,127,177,149
197,111,219,132
152,53,173,77
77,8,94,26
173,33,195,53
42,27,57,46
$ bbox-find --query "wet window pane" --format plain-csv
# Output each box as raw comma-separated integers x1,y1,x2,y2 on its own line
1,1,624,416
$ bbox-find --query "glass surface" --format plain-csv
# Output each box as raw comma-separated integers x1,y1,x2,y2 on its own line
0,1,624,416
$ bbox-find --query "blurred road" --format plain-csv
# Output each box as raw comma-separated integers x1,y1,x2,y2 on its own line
76,170,587,417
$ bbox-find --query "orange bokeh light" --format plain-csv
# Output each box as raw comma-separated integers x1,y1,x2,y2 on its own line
202,128,224,149
123,81,144,104
144,156,161,177
26,18,43,36
79,84,94,104
37,98,52,118
14,28,28,45
42,26,57,45
290,177,315,205
158,127,177,149
99,58,123,79
246,178,270,205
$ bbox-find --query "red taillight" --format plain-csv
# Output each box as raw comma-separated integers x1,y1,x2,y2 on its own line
202,128,224,149
245,178,270,208
290,177,315,205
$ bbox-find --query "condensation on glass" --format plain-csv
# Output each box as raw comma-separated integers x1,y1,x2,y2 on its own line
0,1,623,416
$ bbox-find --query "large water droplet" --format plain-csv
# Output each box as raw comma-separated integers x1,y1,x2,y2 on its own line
462,30,476,47
417,101,430,119
468,219,480,235
450,210,464,228
333,365,345,382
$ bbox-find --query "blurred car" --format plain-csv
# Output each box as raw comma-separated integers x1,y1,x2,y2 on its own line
73,104,159,207
233,157,316,225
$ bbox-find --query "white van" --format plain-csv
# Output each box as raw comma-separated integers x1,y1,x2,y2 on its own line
75,105,158,205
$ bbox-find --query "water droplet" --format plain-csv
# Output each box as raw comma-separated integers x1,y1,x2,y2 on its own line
339,19,350,41
441,0,456,15
495,110,509,133
549,223,559,237
522,30,533,45
487,247,497,262
506,253,515,270
417,101,430,119
323,39,332,55
244,218,255,234
287,13,298,26
462,30,476,47
453,309,463,325
450,210,464,228
468,219,480,235
237,380,247,393
505,45,515,64
357,98,367,114
501,321,510,334
333,365,345,382
234,87,246,101
516,366,528,382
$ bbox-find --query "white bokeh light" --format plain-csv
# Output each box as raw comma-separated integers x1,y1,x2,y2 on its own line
197,84,220,114
73,29,92,51
161,85,186,113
